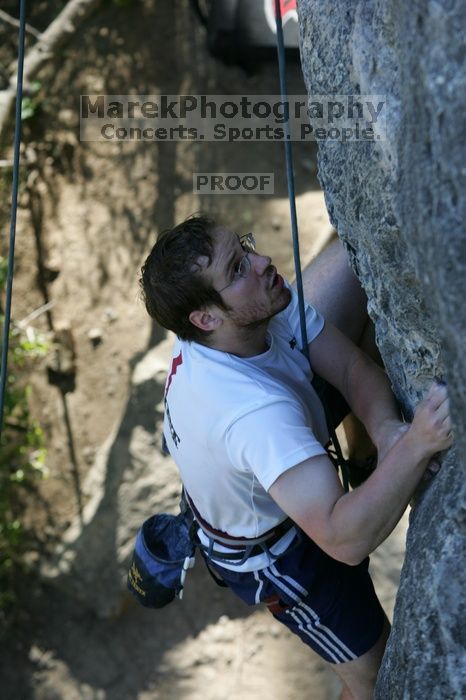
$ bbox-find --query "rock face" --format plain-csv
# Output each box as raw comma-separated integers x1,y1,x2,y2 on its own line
298,1,466,697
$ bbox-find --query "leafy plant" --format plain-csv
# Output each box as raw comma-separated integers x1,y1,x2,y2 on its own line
21,81,42,121
0,256,48,611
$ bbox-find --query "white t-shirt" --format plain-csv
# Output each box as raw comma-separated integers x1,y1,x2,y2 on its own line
163,283,329,569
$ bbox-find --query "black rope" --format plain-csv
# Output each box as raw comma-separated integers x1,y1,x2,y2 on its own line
274,0,308,354
0,0,27,438
274,0,349,491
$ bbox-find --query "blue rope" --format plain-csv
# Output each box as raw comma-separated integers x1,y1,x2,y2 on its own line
0,0,27,437
274,1,349,492
274,0,310,360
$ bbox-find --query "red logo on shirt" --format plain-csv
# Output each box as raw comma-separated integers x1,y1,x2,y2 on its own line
165,350,183,397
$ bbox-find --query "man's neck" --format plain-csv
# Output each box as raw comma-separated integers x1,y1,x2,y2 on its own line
203,321,270,358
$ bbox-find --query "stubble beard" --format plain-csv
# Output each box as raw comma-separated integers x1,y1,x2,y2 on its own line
227,286,292,330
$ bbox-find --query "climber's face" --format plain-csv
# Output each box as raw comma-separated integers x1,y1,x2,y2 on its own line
206,226,291,327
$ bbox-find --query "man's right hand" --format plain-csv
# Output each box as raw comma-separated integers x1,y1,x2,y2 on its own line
269,381,454,566
406,382,453,459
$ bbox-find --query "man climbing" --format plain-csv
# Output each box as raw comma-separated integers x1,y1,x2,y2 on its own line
140,215,452,700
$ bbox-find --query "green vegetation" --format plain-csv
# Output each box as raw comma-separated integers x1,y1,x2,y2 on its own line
0,256,48,611
21,81,42,121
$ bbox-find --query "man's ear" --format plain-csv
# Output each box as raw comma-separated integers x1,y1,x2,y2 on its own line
189,309,223,332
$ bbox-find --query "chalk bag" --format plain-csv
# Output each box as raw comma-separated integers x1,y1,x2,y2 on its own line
127,511,196,609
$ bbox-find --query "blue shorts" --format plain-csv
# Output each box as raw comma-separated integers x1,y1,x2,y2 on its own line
206,531,385,664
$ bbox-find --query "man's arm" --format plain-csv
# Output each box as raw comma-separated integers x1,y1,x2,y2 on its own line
269,383,453,564
308,321,406,458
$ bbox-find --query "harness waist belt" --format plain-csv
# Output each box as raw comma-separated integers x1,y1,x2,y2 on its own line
184,489,294,559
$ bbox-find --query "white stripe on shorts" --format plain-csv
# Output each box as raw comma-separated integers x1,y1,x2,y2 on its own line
262,566,357,664
287,607,348,663
291,604,357,663
299,601,357,661
269,562,309,597
253,570,264,604
262,567,302,604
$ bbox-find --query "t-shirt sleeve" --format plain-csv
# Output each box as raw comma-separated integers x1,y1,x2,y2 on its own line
225,398,327,492
281,281,325,348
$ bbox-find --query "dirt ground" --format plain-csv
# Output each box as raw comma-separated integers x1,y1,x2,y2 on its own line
0,1,408,698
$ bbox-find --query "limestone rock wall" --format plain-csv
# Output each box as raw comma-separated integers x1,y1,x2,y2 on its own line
298,1,466,697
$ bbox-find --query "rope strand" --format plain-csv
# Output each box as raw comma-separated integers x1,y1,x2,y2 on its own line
274,0,349,491
274,0,309,355
0,0,27,437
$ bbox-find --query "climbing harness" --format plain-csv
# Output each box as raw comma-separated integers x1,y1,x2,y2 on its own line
126,487,300,608
184,488,300,567
0,0,27,437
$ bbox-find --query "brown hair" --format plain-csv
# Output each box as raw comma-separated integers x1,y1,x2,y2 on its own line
140,215,229,342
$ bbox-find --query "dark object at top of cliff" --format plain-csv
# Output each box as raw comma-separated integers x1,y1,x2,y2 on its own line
191,0,300,69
